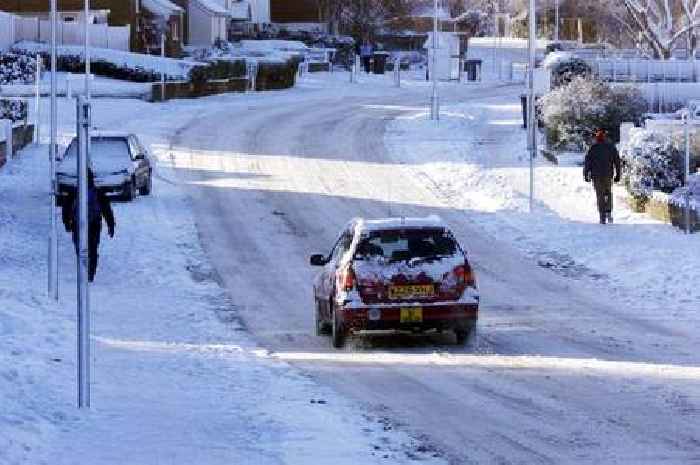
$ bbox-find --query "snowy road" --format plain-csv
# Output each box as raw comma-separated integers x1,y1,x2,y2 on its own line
173,83,700,464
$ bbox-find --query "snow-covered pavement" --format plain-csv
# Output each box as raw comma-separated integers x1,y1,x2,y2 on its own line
2,71,699,464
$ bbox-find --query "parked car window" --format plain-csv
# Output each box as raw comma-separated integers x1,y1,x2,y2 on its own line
355,229,457,262
331,231,353,263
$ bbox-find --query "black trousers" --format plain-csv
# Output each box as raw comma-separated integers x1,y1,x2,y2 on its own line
593,176,613,218
72,220,102,281
362,56,371,73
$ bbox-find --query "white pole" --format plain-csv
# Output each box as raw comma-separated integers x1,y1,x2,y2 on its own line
35,55,41,144
2,119,13,160
84,0,91,100
161,33,166,102
685,108,692,233
49,0,59,301
76,96,91,408
431,0,440,121
528,0,536,213
554,0,559,42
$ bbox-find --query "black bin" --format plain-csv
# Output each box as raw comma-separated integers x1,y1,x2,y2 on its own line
372,52,389,74
464,59,482,81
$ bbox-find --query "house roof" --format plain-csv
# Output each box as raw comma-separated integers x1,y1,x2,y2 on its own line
192,0,230,17
142,0,183,18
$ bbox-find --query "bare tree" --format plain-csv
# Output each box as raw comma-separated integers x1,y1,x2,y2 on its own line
617,0,700,58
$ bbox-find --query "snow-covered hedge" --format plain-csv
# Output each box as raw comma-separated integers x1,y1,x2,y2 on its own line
540,77,646,149
0,99,28,122
0,52,39,85
542,52,591,87
620,128,684,203
669,174,700,211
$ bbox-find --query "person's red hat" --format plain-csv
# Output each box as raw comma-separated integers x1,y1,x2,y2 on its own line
595,129,606,143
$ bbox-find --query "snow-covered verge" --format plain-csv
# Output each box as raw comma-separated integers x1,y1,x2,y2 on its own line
385,87,700,317
0,92,446,464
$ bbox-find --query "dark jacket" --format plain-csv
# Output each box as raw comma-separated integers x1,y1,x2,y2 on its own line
62,187,115,233
584,142,621,180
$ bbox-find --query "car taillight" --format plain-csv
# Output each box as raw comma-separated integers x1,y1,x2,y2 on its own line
453,263,476,288
339,265,356,292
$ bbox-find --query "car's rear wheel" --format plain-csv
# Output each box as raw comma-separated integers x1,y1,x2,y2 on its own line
139,171,152,196
331,303,345,348
123,177,137,201
455,321,477,346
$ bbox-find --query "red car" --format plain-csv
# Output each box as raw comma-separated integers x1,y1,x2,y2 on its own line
311,216,480,348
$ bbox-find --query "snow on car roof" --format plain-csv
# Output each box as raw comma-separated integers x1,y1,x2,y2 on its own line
356,216,447,232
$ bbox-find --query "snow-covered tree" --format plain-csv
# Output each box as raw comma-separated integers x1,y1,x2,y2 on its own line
620,128,684,204
616,0,700,58
540,77,647,149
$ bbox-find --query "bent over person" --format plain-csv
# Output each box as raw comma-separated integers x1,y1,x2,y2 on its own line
62,169,116,282
584,129,622,224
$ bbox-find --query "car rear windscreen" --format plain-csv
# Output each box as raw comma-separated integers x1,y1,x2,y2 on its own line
355,229,458,262
61,138,131,174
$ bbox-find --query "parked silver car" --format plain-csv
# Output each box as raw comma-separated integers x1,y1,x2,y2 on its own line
57,132,152,203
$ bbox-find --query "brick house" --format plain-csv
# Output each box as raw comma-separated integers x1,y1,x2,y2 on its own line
270,0,320,25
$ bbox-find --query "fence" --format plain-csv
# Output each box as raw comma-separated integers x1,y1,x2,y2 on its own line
0,12,129,52
587,58,700,83
621,82,700,113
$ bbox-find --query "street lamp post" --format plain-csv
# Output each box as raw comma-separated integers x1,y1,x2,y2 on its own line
554,0,559,42
683,108,692,234
528,0,537,213
84,0,91,100
430,0,440,121
48,0,58,301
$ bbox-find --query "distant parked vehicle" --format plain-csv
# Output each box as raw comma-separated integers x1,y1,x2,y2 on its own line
57,132,152,203
310,216,480,348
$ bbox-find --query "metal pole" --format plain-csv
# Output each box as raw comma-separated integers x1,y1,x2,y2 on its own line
35,55,41,143
528,0,536,213
554,0,559,41
431,0,440,121
685,108,692,234
76,96,91,408
49,0,59,301
161,33,166,102
84,0,91,100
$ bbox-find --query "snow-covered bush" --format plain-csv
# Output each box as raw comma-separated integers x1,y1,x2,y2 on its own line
542,52,591,87
669,174,700,210
0,52,39,85
540,77,646,149
620,128,684,205
0,99,28,123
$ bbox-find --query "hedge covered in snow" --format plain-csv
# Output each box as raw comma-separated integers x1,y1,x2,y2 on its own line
0,99,28,123
669,174,700,211
542,52,591,88
0,52,39,85
620,128,684,204
540,77,646,149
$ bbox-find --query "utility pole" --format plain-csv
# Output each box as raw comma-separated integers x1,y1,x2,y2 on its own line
48,0,58,301
528,0,536,213
554,0,559,42
76,96,91,408
430,0,440,121
84,0,91,100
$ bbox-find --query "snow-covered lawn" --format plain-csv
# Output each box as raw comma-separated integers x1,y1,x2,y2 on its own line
0,89,447,465
385,88,700,319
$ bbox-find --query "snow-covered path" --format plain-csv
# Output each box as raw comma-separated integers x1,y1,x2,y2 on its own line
173,82,700,464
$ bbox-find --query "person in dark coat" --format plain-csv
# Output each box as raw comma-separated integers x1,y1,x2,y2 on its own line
62,169,116,282
584,129,622,224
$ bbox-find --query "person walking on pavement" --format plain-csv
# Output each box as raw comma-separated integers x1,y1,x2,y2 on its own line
360,39,373,74
62,169,116,282
584,129,622,224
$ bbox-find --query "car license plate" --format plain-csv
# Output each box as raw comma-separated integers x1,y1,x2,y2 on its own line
400,307,423,323
389,285,434,300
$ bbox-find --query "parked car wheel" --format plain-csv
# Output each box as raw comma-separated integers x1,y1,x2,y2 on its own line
139,171,152,196
314,300,324,336
331,303,345,348
123,177,137,202
455,322,477,346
